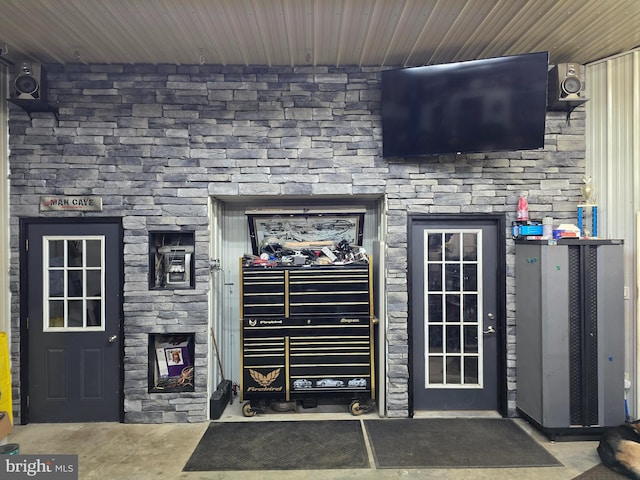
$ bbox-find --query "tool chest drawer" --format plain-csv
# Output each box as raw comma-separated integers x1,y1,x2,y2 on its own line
288,320,372,392
241,316,374,402
241,264,371,318
288,267,370,316
241,269,286,317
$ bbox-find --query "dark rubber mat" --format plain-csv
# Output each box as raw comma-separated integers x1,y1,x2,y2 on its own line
571,463,628,480
183,420,369,471
364,418,562,469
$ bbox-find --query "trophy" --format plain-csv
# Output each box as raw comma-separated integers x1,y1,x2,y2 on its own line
577,176,598,238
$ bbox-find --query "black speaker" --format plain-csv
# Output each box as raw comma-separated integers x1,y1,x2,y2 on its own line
547,63,587,110
11,61,47,102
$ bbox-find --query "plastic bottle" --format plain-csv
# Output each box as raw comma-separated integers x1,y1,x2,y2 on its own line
517,193,529,222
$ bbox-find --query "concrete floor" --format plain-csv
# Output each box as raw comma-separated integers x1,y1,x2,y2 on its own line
5,401,603,480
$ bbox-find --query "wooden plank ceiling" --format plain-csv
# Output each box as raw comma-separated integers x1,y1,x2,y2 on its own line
0,0,638,67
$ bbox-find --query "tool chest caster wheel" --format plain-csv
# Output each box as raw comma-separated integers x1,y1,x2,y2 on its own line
242,402,257,417
349,399,373,416
242,401,268,417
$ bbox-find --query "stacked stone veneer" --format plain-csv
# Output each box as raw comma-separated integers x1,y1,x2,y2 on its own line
8,63,586,423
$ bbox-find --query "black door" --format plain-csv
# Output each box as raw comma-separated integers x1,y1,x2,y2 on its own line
409,215,506,413
25,221,122,422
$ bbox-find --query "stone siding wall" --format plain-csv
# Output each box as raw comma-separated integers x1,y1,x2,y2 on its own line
8,64,586,422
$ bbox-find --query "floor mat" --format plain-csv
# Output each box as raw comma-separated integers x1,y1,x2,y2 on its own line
183,420,369,471
571,463,629,480
364,418,562,469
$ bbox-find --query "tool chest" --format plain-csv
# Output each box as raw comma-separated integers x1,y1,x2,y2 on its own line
240,261,375,416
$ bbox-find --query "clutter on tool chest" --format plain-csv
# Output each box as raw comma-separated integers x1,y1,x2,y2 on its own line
239,210,375,416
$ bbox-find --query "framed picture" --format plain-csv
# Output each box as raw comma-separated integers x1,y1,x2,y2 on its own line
246,208,365,256
150,334,195,393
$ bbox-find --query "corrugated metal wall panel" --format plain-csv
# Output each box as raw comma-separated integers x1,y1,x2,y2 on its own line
586,49,640,417
0,64,9,335
217,203,246,388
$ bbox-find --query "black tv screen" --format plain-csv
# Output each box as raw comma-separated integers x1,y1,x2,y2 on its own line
381,51,549,157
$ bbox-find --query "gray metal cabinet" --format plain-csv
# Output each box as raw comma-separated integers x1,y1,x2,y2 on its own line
515,239,625,439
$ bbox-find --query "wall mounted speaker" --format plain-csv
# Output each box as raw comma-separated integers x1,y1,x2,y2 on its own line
547,63,588,111
11,61,47,102
554,63,585,98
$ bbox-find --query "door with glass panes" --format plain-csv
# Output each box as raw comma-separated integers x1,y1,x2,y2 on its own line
26,221,122,422
409,216,504,411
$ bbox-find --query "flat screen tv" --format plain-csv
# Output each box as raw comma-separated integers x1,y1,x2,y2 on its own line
381,51,549,157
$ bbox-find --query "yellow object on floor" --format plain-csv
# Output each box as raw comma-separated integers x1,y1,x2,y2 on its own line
0,332,12,425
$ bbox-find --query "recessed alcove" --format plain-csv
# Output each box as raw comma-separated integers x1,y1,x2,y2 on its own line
148,231,195,290
148,333,195,393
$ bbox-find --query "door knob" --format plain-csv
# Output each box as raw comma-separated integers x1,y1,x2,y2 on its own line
108,335,118,343
483,326,496,335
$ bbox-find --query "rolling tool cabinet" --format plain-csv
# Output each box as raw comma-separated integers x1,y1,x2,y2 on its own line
240,261,376,416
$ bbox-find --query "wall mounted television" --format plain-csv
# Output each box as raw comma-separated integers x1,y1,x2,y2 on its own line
381,51,549,157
